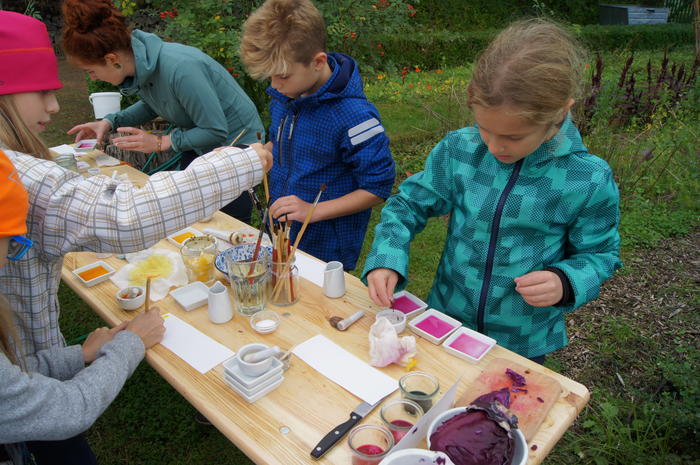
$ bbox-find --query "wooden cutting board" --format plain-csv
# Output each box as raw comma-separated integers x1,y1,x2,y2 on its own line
457,358,562,441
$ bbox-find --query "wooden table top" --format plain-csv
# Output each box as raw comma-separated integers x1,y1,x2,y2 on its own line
60,151,589,465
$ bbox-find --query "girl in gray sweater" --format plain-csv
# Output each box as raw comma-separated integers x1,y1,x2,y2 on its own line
0,151,165,464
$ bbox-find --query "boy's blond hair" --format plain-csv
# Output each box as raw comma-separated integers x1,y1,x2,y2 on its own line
468,18,586,126
240,0,327,80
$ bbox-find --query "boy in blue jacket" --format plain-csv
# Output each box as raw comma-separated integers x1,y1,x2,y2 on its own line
241,0,395,270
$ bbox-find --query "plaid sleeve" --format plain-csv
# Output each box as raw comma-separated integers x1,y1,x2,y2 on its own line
9,146,262,260
362,137,454,287
551,163,622,310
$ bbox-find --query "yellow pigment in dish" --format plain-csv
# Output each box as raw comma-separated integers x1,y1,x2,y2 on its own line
78,265,110,282
128,254,174,285
172,231,195,243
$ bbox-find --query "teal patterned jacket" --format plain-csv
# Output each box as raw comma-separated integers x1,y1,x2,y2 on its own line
362,116,621,357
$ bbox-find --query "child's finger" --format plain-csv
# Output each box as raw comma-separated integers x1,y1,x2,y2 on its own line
516,281,551,296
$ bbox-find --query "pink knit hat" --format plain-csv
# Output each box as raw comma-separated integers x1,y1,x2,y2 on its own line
0,11,63,96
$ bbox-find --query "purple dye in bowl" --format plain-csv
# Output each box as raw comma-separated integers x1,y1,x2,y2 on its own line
448,333,491,359
415,315,456,339
391,295,420,314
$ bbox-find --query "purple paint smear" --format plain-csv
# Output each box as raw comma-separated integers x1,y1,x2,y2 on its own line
391,295,420,313
506,368,527,387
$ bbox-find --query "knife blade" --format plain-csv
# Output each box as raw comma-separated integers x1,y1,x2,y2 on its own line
310,398,383,459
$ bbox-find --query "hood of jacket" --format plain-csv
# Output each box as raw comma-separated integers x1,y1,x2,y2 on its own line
118,30,163,96
266,52,365,109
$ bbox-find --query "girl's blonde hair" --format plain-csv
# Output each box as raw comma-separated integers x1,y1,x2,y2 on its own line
240,0,327,80
0,95,51,160
0,294,21,366
468,18,586,126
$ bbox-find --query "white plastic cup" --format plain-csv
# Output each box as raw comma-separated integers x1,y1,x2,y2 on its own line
89,92,122,119
207,280,233,324
323,261,345,298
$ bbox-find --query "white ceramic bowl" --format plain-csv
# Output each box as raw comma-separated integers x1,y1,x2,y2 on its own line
427,406,527,465
375,309,407,334
236,343,274,377
250,310,280,334
379,448,454,465
115,286,146,311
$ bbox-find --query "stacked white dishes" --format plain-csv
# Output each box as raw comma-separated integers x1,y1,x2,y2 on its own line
223,344,284,403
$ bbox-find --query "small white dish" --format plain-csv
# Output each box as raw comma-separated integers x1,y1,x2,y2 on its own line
224,370,283,397
426,407,527,465
170,281,209,311
224,374,284,403
115,286,146,311
72,261,116,287
166,227,203,247
250,310,281,334
408,309,461,344
389,290,428,319
441,326,496,363
75,139,97,152
223,356,284,390
375,309,407,334
378,449,454,465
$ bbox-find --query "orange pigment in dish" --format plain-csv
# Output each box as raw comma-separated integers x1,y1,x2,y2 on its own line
78,265,110,281
173,232,195,243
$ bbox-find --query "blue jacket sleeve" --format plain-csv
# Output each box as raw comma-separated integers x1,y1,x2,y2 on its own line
551,165,622,310
338,109,395,199
168,66,229,152
361,137,454,287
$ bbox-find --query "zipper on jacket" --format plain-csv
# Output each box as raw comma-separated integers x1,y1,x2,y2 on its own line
277,114,289,168
476,159,523,333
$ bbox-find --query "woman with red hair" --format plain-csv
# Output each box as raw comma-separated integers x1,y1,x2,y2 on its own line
63,0,264,223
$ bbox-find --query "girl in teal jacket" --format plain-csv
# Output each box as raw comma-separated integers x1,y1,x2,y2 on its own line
363,19,622,359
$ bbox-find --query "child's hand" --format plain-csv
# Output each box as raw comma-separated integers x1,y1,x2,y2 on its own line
367,268,399,307
270,195,314,223
514,271,563,307
125,307,166,349
82,321,128,363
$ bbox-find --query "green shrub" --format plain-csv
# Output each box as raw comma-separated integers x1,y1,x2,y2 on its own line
376,23,694,70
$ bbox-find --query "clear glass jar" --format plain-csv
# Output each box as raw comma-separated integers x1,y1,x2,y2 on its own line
268,256,299,306
181,235,217,284
53,153,78,172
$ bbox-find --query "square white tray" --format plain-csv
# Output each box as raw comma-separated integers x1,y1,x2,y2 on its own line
170,281,209,311
72,261,116,287
441,326,497,363
408,308,461,344
222,356,284,390
224,374,284,403
166,227,203,247
389,290,428,319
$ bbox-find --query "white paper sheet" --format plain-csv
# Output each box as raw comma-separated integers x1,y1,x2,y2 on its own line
292,334,397,405
294,252,326,287
95,152,121,167
160,313,235,374
49,144,76,155
391,375,462,451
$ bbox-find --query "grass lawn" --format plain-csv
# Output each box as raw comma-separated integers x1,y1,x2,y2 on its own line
45,44,699,465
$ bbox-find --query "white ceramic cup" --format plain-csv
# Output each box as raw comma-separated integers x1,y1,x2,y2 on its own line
323,261,345,298
207,280,233,324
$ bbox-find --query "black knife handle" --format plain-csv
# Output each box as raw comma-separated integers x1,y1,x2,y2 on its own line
310,412,362,459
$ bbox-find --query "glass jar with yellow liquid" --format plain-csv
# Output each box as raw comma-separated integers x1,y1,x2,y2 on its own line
181,235,217,284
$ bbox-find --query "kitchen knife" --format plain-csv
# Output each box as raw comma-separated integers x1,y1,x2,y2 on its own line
310,397,383,459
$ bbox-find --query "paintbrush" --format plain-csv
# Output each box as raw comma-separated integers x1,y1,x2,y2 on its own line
289,183,326,258
228,128,247,146
145,276,152,312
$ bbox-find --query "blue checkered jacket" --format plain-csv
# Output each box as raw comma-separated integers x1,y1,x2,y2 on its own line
267,53,395,270
363,117,622,357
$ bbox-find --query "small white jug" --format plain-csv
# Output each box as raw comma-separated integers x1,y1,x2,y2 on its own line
207,280,233,324
323,261,345,298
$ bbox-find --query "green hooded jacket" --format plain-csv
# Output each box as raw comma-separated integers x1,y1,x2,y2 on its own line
104,30,264,153
362,117,622,357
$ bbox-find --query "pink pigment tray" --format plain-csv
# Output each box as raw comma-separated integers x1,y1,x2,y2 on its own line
408,308,461,344
441,326,496,363
389,290,428,319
